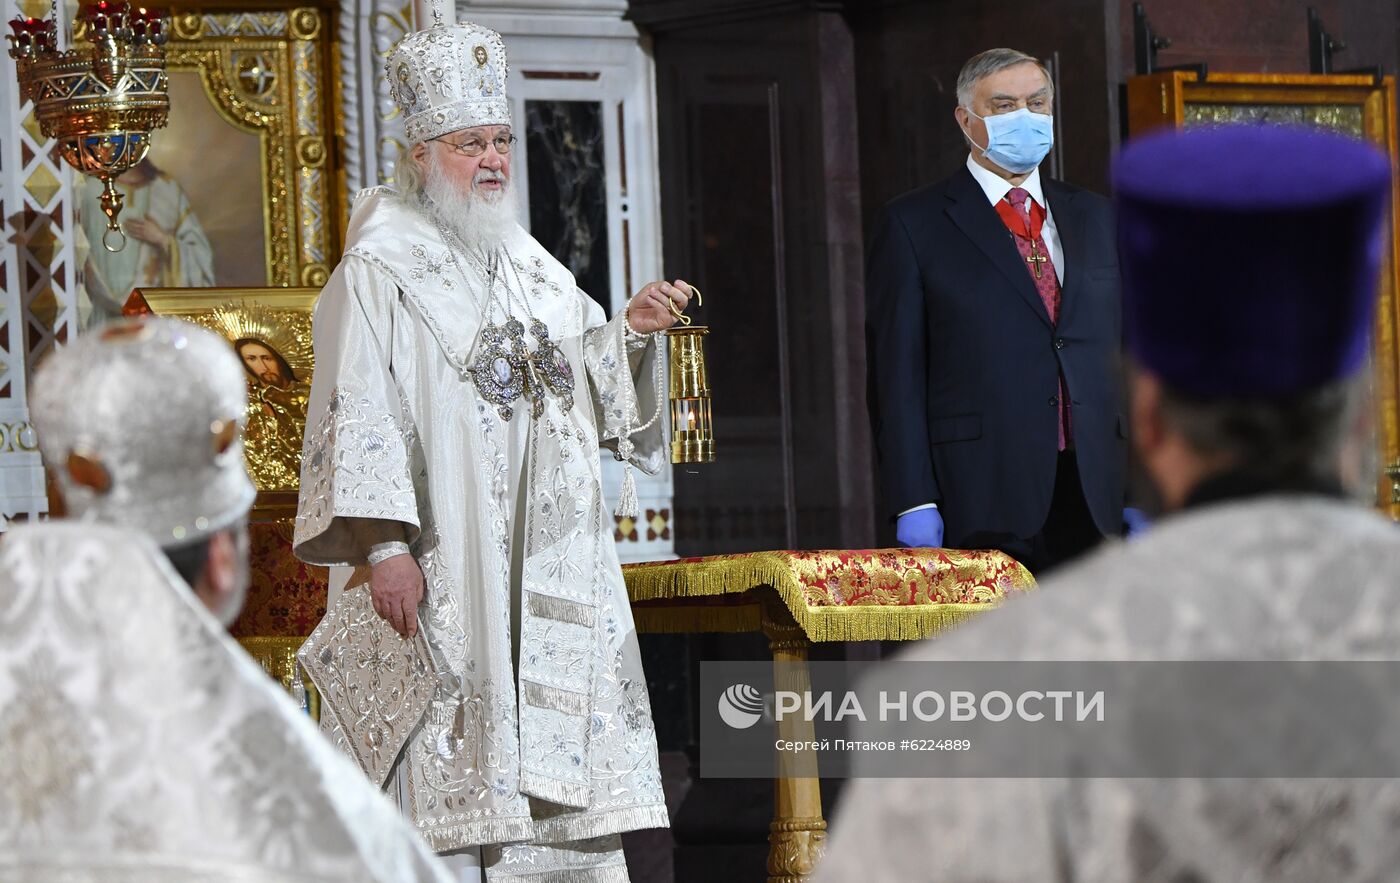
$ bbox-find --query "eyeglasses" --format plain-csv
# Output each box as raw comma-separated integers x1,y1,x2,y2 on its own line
433,133,516,157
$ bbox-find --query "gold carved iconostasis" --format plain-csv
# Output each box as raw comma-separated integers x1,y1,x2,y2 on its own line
1126,72,1400,519
104,2,348,688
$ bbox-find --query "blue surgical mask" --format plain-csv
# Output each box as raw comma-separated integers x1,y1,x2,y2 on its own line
965,107,1054,175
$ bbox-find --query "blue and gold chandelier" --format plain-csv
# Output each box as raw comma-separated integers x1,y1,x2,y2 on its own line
8,1,170,251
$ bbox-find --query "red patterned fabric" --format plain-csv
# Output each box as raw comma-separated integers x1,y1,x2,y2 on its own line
623,549,1034,642
654,548,1033,608
228,522,328,638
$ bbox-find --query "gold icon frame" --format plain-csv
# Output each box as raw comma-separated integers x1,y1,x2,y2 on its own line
126,285,318,521
1127,72,1400,516
160,5,341,289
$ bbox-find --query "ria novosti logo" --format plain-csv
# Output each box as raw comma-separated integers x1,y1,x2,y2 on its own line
718,684,765,729
716,682,1106,729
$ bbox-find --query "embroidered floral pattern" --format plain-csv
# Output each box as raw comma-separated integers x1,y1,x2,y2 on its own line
298,192,667,854
294,384,418,554
213,711,359,865
0,525,446,880
408,243,457,290
0,647,96,840
297,584,437,787
512,255,563,300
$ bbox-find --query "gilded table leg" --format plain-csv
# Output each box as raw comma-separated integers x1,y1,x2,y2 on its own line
762,598,826,883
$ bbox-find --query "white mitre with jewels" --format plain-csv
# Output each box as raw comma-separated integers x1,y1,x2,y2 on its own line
29,317,256,549
385,1,511,144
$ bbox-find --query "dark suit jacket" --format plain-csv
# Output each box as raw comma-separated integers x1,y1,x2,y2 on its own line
866,165,1127,548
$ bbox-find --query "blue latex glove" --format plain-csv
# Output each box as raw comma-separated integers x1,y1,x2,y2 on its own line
896,508,944,548
1123,507,1150,539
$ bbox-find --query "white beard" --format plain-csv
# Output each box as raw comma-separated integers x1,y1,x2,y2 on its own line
422,154,519,254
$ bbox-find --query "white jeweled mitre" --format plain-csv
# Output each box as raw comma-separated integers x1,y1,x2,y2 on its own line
29,317,256,548
385,6,511,144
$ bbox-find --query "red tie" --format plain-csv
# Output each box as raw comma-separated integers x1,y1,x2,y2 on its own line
996,187,1069,450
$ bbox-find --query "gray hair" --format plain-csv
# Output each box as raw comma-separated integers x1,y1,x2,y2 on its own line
956,48,1055,110
1158,374,1367,492
393,141,428,202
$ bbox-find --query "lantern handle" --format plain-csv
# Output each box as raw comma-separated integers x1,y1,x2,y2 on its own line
667,283,702,326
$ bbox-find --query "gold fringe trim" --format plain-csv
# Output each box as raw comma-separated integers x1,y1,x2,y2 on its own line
622,550,1033,642
521,769,592,810
527,591,598,628
531,803,671,844
523,679,590,717
799,604,990,642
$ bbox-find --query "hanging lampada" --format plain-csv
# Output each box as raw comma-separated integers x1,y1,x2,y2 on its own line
8,0,171,252
666,289,715,464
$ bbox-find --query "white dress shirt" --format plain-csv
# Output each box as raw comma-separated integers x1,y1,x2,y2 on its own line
899,157,1065,519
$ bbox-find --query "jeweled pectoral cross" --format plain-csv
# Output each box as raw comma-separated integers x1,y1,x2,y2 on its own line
1026,242,1048,280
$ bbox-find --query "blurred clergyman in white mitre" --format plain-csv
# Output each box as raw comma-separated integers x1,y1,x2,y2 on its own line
80,159,215,326
292,3,690,880
0,317,451,883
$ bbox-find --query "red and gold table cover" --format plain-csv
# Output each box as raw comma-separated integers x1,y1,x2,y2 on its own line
622,548,1034,642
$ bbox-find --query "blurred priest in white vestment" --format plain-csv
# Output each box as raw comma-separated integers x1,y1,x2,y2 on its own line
0,317,451,882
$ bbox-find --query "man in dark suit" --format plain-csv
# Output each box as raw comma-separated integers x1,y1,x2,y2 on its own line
866,47,1129,573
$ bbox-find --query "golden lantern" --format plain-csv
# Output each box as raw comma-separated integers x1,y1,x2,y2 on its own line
666,319,715,465
8,0,171,252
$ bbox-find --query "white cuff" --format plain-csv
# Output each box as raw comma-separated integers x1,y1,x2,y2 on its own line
367,540,411,565
899,503,938,516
